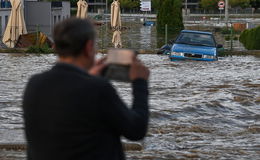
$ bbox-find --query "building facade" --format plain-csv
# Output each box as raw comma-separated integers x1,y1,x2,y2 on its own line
183,0,200,9
25,1,70,36
0,0,11,36
87,0,106,13
0,0,70,37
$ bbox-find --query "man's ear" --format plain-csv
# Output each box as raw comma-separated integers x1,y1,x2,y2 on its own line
83,40,94,58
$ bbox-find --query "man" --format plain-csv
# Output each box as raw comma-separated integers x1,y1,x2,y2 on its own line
22,18,150,160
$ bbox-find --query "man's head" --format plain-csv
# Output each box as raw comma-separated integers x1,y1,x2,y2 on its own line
53,18,96,70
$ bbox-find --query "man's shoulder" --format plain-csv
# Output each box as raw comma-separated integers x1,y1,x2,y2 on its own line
25,70,51,91
28,70,52,84
27,68,114,92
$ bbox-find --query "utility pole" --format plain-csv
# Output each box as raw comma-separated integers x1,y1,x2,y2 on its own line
185,0,188,15
225,0,229,23
106,0,108,15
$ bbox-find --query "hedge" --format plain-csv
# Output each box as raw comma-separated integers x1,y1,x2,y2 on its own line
239,26,260,50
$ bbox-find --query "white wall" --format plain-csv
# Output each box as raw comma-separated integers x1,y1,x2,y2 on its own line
0,8,11,36
62,1,71,20
25,2,52,36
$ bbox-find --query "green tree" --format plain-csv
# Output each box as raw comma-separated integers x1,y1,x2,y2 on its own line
152,0,161,11
157,0,184,37
230,0,250,8
250,0,260,9
120,0,139,10
200,0,219,10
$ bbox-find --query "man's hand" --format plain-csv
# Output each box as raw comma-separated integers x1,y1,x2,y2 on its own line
89,58,106,76
129,59,150,81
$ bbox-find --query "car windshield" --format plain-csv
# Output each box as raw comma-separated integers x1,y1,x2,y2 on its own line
175,32,216,47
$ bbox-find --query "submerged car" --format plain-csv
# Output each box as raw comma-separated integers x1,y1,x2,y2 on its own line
157,40,174,55
170,30,223,61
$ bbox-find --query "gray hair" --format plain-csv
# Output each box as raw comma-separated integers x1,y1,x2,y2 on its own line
53,18,96,57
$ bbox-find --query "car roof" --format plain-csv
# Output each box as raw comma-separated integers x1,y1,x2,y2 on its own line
181,30,213,35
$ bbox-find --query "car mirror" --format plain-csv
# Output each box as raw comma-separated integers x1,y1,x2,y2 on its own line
217,44,223,48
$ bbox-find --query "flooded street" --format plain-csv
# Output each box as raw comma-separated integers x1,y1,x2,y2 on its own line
0,53,259,159
96,21,246,51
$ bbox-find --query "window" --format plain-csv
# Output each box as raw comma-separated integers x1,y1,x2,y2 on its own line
176,32,216,47
54,16,57,24
0,16,2,35
58,15,61,22
5,15,8,29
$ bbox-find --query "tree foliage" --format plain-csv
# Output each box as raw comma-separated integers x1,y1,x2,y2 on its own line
120,0,139,9
152,0,161,11
43,0,260,10
230,0,250,8
250,0,260,9
200,0,219,10
200,0,259,10
157,0,184,37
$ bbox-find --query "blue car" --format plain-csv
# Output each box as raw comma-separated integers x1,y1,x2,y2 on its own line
170,30,223,61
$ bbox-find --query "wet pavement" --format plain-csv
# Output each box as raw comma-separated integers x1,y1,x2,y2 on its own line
0,53,259,159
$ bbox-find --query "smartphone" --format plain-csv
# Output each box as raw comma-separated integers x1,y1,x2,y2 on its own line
102,49,136,82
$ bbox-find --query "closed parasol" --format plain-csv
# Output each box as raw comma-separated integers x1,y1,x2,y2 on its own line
76,0,88,19
111,0,122,48
111,0,121,30
112,30,122,48
2,0,27,48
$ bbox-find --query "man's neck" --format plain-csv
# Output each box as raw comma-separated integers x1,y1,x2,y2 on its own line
58,56,88,71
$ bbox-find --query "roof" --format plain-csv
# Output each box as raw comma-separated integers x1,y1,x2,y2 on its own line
181,30,213,35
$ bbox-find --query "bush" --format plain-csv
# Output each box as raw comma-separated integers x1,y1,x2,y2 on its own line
233,36,239,41
221,28,231,34
26,45,54,54
71,9,77,16
239,26,260,50
225,36,231,41
239,29,248,45
225,35,239,41
221,27,241,35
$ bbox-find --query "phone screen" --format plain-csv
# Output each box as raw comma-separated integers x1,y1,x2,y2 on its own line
102,49,136,82
106,49,135,65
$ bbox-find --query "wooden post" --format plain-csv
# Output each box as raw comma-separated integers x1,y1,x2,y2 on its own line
165,24,168,44
36,24,39,47
230,22,233,51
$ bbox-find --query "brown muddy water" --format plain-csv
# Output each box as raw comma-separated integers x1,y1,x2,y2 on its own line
0,53,259,159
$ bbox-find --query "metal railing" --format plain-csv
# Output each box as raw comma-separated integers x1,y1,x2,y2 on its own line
190,8,258,15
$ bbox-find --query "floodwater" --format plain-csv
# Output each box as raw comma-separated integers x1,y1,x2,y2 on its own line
0,53,259,159
96,21,246,51
96,21,158,50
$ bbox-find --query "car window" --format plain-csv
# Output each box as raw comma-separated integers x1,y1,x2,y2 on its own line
176,32,216,47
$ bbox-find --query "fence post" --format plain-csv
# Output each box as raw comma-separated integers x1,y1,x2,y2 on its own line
36,25,39,47
165,24,168,44
101,25,104,53
230,22,233,51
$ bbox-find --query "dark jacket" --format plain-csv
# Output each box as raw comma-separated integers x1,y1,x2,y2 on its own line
22,63,149,160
